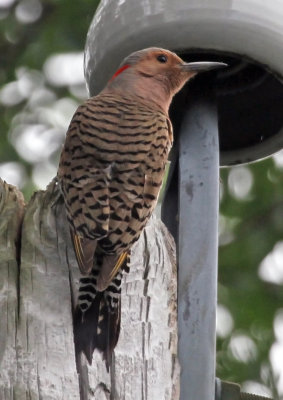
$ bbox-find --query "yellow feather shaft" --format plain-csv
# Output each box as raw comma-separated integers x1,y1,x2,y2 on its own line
109,252,127,282
74,234,83,267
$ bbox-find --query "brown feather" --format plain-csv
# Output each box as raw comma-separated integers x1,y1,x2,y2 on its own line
70,230,97,275
96,252,128,291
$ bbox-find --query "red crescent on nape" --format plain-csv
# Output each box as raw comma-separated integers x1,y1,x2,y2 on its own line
109,64,131,81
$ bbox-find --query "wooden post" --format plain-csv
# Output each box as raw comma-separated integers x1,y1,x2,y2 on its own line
0,178,179,400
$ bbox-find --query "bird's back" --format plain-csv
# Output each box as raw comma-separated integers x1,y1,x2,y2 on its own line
59,92,173,258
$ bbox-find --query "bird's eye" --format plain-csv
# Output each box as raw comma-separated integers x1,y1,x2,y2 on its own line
157,54,168,63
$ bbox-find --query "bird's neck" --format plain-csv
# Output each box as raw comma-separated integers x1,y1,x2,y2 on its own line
104,73,173,114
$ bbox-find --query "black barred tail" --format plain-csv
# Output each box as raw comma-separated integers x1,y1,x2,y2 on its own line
74,289,121,370
73,256,130,370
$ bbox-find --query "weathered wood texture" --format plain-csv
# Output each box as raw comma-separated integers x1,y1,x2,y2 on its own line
0,178,179,400
0,181,25,400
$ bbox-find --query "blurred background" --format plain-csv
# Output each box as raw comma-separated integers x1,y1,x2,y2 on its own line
1,0,283,398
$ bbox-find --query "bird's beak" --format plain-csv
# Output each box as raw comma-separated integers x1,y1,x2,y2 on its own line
181,61,228,72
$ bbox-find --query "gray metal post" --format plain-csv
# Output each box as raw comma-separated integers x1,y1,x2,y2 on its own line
178,82,219,400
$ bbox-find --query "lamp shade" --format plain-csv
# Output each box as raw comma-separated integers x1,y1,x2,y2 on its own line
85,0,283,165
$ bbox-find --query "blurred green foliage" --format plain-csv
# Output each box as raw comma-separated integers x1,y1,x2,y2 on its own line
0,0,99,197
218,159,283,398
0,1,282,398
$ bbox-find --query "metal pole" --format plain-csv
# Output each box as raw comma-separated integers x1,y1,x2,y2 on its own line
178,79,219,400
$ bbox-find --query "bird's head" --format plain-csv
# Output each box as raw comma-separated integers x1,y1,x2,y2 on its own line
105,47,226,113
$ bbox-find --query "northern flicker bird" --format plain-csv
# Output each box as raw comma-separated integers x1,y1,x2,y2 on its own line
58,47,225,369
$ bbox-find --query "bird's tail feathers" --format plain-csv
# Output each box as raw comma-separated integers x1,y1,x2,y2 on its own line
73,253,130,369
74,290,121,371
